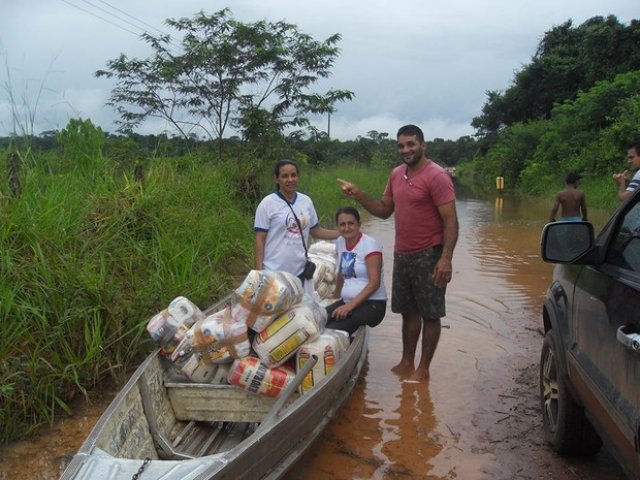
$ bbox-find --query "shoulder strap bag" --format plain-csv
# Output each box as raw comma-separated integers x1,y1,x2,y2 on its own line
277,192,316,280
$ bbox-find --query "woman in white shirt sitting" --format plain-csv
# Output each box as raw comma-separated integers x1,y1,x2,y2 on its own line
326,206,387,334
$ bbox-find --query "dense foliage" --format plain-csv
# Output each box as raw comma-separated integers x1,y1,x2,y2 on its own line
472,16,640,135
463,15,640,208
0,122,259,443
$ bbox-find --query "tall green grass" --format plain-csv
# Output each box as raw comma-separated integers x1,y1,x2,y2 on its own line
301,163,390,225
0,152,254,443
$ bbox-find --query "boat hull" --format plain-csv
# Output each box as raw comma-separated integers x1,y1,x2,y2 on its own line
60,303,369,480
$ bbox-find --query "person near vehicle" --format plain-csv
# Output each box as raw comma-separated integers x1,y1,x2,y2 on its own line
549,172,587,222
325,206,387,335
336,124,458,382
254,159,338,283
613,141,640,202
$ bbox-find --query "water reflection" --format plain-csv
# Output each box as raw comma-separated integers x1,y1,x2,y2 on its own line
285,362,386,479
494,196,503,218
378,381,439,478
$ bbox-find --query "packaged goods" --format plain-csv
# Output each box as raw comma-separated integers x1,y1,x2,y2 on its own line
169,326,196,364
211,363,231,384
167,296,205,327
177,352,217,383
309,240,337,256
297,329,350,394
146,296,204,347
228,356,295,397
160,323,190,356
191,304,251,364
308,243,338,300
168,330,217,383
252,298,327,367
146,310,180,346
315,281,334,301
234,270,304,331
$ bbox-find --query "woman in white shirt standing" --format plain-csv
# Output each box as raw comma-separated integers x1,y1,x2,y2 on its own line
326,206,387,334
254,159,338,284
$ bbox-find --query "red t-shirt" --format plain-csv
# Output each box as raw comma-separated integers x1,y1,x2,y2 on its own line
384,160,455,254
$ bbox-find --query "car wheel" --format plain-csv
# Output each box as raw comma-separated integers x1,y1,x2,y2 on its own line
540,330,602,455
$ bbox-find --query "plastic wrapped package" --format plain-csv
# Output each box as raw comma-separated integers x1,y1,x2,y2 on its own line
234,270,304,331
147,310,181,346
227,356,295,397
159,323,190,356
308,244,338,300
176,352,218,383
169,328,217,383
167,296,205,326
146,296,204,347
252,296,327,367
309,240,337,256
191,304,251,364
296,329,350,394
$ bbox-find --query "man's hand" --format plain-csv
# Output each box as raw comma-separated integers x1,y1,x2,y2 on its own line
433,256,453,289
337,178,360,198
613,170,630,187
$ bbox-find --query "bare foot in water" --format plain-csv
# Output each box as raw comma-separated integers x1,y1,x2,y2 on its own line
391,362,415,378
405,368,429,383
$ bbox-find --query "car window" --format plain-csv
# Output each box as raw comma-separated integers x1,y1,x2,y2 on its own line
606,200,640,272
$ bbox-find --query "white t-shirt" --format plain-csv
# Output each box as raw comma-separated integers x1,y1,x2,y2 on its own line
254,192,319,276
336,232,387,302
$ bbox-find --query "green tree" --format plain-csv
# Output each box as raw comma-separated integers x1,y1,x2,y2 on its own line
57,118,105,173
472,15,640,138
96,8,354,159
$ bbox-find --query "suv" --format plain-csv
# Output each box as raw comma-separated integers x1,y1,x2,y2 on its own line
540,190,640,479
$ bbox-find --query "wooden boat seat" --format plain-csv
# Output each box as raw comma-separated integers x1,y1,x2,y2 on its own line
164,382,297,423
137,375,263,460
147,382,290,459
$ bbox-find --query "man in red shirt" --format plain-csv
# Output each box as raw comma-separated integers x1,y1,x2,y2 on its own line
338,124,458,382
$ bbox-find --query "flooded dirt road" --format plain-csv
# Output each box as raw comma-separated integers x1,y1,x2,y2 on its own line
0,190,628,479
286,192,626,480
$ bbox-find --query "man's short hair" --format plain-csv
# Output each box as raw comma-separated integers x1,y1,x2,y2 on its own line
397,124,424,143
627,140,640,155
565,172,582,184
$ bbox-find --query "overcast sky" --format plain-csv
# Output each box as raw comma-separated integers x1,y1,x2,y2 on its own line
1,0,637,141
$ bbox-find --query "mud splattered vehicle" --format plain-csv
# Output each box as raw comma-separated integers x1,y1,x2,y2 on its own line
540,191,640,479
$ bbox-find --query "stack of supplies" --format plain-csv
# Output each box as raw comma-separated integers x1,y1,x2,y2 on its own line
145,258,356,399
308,241,338,300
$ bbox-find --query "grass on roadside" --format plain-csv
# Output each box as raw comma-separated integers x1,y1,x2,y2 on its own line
0,153,253,443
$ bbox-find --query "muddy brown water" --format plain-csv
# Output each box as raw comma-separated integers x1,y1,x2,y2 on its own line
0,190,628,480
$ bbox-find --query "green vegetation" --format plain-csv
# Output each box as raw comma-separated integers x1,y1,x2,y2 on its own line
0,123,259,443
459,69,640,211
464,16,640,209
96,8,354,154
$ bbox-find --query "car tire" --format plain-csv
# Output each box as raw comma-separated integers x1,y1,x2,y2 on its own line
540,330,602,456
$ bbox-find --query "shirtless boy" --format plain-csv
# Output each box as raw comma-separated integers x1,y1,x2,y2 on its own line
549,173,588,222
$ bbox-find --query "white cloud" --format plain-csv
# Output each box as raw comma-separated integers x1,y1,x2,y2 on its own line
1,0,638,140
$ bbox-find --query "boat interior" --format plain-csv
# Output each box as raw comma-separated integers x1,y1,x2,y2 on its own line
93,354,299,461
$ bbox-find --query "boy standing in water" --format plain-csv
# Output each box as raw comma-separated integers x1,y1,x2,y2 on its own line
549,173,588,222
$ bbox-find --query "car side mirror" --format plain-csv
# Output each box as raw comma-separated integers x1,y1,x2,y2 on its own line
541,221,595,263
